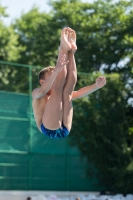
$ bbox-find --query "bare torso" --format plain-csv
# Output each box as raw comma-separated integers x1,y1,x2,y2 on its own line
32,90,50,131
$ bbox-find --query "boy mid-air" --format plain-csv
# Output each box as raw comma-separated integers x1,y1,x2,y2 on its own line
32,27,106,139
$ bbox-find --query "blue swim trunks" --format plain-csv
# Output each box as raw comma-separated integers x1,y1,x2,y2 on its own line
40,123,70,139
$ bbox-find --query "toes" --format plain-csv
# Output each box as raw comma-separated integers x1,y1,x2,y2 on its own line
61,28,66,37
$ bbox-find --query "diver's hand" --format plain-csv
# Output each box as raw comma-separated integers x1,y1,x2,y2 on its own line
95,76,106,89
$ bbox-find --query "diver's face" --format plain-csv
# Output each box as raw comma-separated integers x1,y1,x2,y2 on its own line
44,70,53,80
40,71,53,85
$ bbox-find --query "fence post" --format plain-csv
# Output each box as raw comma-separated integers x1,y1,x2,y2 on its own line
65,143,69,190
29,66,32,190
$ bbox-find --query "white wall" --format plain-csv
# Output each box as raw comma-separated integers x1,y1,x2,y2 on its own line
0,191,99,200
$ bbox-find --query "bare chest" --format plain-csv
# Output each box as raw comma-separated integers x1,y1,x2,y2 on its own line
32,96,48,128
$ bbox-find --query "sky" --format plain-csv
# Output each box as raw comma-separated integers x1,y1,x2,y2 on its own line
0,0,94,25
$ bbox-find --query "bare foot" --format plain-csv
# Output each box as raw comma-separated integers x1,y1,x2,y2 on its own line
68,29,77,53
60,28,71,53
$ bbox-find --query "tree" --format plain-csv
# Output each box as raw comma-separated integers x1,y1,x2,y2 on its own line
13,7,59,67
12,0,133,88
49,0,133,72
2,7,61,93
12,0,133,98
0,5,23,62
70,72,133,194
49,0,133,112
0,5,24,91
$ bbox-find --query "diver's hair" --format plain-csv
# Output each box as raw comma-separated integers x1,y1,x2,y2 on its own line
38,66,55,81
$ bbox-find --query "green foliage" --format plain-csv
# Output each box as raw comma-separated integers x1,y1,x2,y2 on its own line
49,0,133,72
0,6,24,61
0,24,24,61
0,5,8,17
0,5,26,92
70,73,133,193
13,7,59,67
